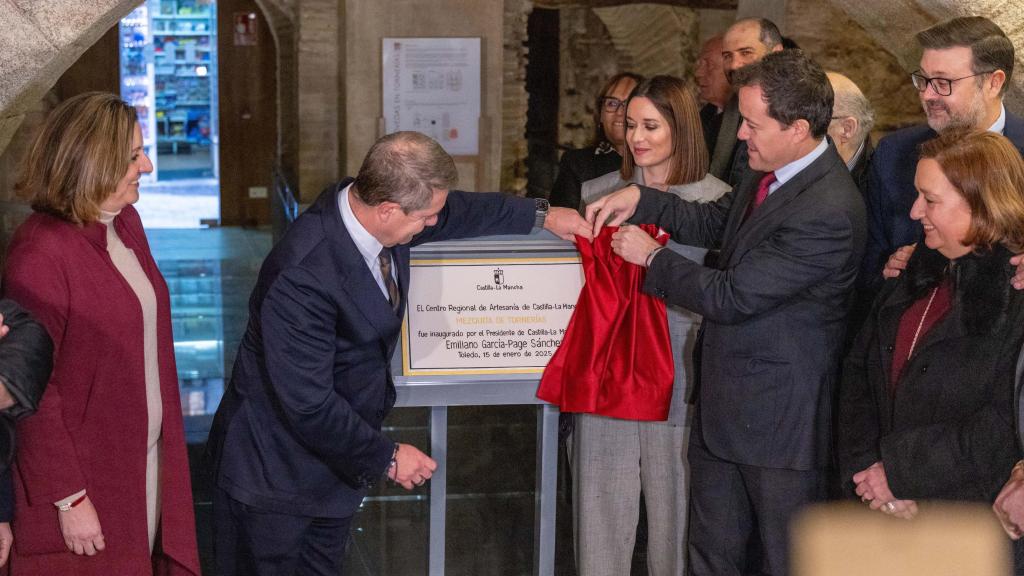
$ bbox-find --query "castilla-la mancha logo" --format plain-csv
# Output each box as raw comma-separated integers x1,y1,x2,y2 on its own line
493,268,505,285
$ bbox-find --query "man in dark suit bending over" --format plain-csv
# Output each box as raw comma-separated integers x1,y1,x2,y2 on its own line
587,50,866,575
209,131,589,575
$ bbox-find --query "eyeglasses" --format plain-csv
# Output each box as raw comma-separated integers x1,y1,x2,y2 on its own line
600,97,626,113
910,70,994,96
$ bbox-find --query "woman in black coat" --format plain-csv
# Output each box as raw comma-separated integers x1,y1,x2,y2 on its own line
548,72,642,211
0,298,53,565
839,129,1024,524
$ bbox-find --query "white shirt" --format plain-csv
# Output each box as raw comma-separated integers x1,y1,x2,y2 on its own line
768,138,829,196
845,141,866,172
989,103,1007,134
337,183,394,299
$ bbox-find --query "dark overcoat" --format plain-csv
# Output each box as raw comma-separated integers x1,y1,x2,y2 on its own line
840,244,1024,501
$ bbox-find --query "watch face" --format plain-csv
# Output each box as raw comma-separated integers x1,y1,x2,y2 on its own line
535,198,550,212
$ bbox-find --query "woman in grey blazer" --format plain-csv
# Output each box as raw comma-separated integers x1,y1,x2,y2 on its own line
571,75,730,576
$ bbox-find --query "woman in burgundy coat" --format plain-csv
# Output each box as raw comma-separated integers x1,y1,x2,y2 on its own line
2,92,200,574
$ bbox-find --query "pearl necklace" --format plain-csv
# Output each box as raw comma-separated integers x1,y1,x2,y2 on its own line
907,285,940,360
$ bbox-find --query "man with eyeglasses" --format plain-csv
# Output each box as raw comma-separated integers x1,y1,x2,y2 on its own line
861,16,1024,289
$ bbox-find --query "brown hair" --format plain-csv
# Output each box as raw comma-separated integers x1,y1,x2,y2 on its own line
733,50,834,139
353,131,458,212
16,92,138,224
620,75,708,186
919,128,1024,252
917,16,1014,95
591,72,643,147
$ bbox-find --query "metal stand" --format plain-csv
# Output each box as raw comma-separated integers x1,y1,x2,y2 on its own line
395,378,559,576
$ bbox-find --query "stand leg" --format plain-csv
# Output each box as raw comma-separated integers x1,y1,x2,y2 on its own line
429,406,448,576
534,404,559,576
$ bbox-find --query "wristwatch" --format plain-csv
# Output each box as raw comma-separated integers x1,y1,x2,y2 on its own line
534,198,549,229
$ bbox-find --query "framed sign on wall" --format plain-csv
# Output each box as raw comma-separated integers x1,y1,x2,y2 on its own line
382,37,481,156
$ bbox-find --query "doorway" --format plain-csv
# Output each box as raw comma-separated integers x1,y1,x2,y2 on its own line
120,0,220,228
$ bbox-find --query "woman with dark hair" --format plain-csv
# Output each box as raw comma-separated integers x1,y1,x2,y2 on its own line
3,92,200,574
839,129,1024,565
571,75,729,575
549,72,643,211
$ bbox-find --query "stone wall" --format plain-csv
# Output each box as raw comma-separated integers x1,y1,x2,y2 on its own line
558,6,629,150
254,0,299,182
829,0,1024,115
787,0,924,132
557,5,701,151
502,0,532,194
0,0,140,158
296,0,341,201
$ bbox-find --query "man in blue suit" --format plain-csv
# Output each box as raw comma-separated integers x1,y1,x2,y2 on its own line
863,16,1024,289
209,131,589,575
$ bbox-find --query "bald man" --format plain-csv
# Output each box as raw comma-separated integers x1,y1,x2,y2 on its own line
826,71,875,198
697,35,733,156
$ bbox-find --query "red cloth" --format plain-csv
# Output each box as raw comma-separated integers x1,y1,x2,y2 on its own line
536,225,674,421
3,207,201,575
890,277,953,392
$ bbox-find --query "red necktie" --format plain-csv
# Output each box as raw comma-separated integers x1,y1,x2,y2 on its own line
743,171,776,223
753,171,777,209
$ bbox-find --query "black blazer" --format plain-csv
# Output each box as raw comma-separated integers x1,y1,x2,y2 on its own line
548,146,622,211
208,181,535,517
840,245,1024,502
635,143,866,470
850,137,874,200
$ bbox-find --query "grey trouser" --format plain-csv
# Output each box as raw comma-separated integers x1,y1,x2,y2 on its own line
570,413,690,576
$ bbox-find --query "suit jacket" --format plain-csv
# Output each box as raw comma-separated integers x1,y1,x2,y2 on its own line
861,112,1024,289
549,145,623,211
850,137,874,200
840,245,1024,502
706,95,752,187
208,180,535,518
843,137,877,354
633,143,866,470
582,171,730,425
700,103,724,160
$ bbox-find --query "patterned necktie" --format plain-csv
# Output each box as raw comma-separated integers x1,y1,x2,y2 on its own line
743,171,777,223
377,248,400,314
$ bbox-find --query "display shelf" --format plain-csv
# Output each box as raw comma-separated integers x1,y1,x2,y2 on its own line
153,31,213,36
121,0,219,180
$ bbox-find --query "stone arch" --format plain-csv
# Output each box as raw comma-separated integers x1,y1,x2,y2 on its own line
828,0,1024,113
592,4,699,80
0,0,143,157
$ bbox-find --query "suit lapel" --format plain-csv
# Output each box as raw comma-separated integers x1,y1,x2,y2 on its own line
393,245,410,319
1003,111,1024,156
719,144,845,265
320,181,404,342
717,172,758,265
708,96,740,180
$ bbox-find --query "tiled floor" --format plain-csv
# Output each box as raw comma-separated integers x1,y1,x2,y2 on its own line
137,179,220,229
150,227,579,575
